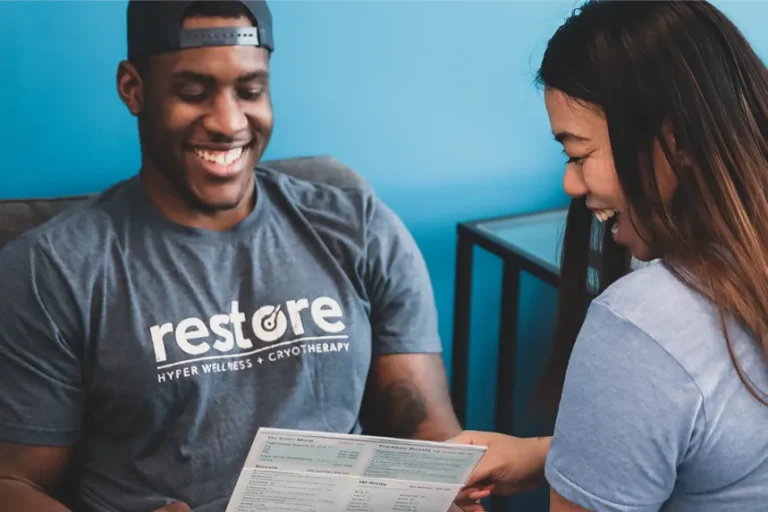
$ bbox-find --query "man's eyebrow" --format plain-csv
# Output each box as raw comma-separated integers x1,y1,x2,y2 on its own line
553,131,590,143
170,70,269,83
237,70,269,83
171,71,213,84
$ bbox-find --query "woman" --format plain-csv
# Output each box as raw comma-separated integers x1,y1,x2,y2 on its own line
452,1,768,511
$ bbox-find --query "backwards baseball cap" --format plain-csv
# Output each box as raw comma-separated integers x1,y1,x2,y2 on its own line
126,0,273,61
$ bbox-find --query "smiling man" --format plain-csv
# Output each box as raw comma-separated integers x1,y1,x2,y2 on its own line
126,1,274,230
0,2,460,511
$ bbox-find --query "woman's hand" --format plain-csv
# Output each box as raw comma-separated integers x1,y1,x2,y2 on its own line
448,431,551,511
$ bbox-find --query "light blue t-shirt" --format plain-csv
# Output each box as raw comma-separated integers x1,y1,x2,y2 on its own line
546,261,768,511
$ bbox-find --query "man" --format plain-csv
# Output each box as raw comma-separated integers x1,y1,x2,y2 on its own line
0,1,461,511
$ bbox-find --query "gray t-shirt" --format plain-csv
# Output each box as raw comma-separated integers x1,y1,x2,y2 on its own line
546,261,768,511
0,168,442,512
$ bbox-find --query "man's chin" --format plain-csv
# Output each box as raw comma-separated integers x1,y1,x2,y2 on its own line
183,178,253,213
190,192,251,213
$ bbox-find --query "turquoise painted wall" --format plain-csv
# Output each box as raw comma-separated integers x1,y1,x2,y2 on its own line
3,1,768,510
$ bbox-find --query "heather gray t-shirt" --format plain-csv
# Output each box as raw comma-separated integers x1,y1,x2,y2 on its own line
546,261,768,511
0,168,442,512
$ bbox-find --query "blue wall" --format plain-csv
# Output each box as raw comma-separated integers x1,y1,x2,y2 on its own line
3,1,768,509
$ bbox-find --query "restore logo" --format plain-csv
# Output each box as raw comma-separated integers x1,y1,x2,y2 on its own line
148,296,350,373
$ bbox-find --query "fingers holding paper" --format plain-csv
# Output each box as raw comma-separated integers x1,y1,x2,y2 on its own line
448,430,552,510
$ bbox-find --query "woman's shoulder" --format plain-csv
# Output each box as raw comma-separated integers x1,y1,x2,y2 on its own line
590,259,764,409
595,260,716,339
589,261,732,401
551,259,768,510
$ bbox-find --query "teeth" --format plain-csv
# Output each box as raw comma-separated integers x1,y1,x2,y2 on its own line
594,209,616,223
611,221,619,235
194,147,243,165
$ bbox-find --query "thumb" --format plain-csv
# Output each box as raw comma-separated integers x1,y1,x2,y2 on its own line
154,502,192,512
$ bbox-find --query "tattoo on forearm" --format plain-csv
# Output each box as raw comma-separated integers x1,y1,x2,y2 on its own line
377,380,429,438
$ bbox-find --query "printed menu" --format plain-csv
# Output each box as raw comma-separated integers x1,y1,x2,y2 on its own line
225,427,487,512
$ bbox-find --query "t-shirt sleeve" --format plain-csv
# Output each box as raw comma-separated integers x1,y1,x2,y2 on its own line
545,301,705,512
364,197,442,355
0,237,85,445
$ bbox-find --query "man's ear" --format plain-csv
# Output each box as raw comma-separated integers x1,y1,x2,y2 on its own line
117,60,144,116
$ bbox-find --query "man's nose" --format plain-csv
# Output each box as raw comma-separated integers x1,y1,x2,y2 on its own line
563,165,588,198
204,93,249,139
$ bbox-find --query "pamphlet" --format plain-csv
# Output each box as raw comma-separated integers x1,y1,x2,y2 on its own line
225,427,487,512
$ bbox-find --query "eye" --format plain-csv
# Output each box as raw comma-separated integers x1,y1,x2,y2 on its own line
562,149,586,165
180,93,207,103
239,88,264,101
177,86,208,103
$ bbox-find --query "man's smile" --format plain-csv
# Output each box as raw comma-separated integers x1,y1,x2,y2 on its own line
188,145,250,178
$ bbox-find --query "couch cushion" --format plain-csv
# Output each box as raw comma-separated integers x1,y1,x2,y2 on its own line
0,156,368,250
0,196,88,250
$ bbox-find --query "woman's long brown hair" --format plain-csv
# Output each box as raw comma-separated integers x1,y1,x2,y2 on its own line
536,1,768,416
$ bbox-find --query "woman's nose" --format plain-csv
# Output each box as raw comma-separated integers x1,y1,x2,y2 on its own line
563,165,589,198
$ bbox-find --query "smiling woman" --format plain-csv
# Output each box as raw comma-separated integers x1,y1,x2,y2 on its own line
450,1,768,511
536,0,768,502
544,89,668,261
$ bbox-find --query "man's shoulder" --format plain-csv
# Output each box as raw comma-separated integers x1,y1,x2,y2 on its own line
0,178,135,267
255,166,405,238
256,165,372,206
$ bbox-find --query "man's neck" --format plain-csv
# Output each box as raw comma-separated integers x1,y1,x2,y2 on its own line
139,168,255,232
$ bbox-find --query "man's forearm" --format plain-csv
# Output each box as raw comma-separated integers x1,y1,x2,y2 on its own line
361,354,463,441
362,378,462,441
409,411,462,442
0,478,70,512
389,376,462,442
412,423,462,442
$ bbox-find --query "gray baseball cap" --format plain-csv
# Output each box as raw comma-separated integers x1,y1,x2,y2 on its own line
127,0,273,61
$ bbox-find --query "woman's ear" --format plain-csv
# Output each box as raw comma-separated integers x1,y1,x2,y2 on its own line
116,60,144,117
661,118,691,166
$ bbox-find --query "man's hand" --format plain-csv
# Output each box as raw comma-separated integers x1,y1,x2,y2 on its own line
153,502,191,512
448,431,551,511
0,442,74,512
